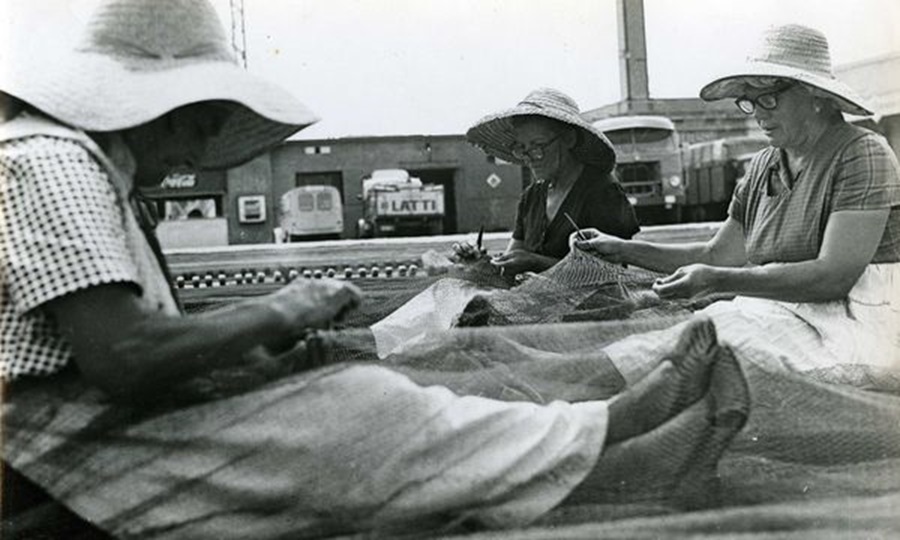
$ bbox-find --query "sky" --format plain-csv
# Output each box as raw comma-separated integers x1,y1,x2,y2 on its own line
4,0,900,139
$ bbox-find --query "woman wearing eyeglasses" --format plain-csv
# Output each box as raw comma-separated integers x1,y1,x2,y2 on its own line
459,88,639,276
571,24,900,385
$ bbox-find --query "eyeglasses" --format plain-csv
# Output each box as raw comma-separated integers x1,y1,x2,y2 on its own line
735,84,794,115
510,132,563,162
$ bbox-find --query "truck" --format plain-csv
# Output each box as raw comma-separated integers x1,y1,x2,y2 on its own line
592,115,685,224
682,135,769,222
357,169,445,238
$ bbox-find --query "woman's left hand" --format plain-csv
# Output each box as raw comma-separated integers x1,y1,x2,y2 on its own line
652,264,720,300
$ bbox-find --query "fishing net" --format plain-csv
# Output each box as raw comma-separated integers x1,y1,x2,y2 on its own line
369,248,713,358
453,249,687,326
3,248,900,539
4,315,900,539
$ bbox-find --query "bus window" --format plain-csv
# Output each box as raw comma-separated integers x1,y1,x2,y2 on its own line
297,192,315,212
604,128,675,148
316,191,333,211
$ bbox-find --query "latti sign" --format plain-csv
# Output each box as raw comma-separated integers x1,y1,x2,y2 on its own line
376,190,444,216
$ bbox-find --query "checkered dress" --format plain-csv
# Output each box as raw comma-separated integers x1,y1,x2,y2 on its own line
730,122,900,264
1,114,178,379
608,122,900,387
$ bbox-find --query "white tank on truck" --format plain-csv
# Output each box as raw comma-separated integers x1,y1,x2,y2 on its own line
357,169,445,238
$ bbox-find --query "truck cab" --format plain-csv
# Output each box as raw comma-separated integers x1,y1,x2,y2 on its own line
358,169,445,238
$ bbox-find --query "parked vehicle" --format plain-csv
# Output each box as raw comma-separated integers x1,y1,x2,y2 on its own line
357,169,445,238
593,115,685,224
682,135,769,222
278,185,343,241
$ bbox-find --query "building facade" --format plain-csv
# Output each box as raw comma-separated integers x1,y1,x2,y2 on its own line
151,134,525,247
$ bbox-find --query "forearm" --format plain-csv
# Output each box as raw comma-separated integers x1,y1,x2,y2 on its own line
80,299,293,401
620,241,711,273
710,260,858,302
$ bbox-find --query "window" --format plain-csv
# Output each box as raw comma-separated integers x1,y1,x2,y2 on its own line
316,191,333,210
605,128,674,146
297,192,315,211
161,197,221,220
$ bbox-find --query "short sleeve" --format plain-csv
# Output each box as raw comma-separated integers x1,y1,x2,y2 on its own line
727,149,770,223
831,133,900,212
727,177,748,222
0,136,140,314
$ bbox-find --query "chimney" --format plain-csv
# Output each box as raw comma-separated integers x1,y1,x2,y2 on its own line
617,0,650,103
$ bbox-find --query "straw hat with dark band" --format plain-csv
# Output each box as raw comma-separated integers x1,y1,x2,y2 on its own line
466,88,616,172
2,0,318,169
700,24,873,116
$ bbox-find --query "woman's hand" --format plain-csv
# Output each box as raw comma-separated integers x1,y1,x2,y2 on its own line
452,241,487,262
264,278,363,336
652,264,721,300
569,228,628,263
490,249,548,276
172,343,301,403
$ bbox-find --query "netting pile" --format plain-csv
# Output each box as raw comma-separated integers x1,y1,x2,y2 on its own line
4,317,900,539
369,249,707,358
454,249,687,326
3,248,900,538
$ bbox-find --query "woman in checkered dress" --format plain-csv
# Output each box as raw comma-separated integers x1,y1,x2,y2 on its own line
573,24,900,389
0,0,752,536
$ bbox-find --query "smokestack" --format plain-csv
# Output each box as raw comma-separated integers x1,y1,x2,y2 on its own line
617,0,650,102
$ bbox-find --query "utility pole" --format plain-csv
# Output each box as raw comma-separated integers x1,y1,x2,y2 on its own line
229,0,248,68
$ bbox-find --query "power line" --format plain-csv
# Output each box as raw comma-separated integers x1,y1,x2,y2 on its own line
229,0,248,69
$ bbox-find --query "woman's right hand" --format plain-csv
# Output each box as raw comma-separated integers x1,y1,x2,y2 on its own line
569,228,628,263
264,278,363,335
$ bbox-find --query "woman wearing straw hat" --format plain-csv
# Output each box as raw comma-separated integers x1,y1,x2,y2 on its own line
1,0,750,537
458,88,639,276
572,24,900,384
0,0,361,399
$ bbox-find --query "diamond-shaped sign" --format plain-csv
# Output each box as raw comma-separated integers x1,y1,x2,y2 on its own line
486,173,502,189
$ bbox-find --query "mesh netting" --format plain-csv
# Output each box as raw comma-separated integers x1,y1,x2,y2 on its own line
367,249,706,358
316,318,690,403
4,315,900,539
4,248,900,538
453,249,686,326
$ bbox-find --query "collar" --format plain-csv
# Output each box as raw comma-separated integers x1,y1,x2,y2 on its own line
765,149,803,191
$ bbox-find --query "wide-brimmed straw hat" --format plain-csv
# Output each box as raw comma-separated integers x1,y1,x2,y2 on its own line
466,88,616,171
700,24,873,116
1,0,318,169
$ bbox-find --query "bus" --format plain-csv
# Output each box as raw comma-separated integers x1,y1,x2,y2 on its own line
278,185,343,241
682,135,769,222
592,115,685,224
